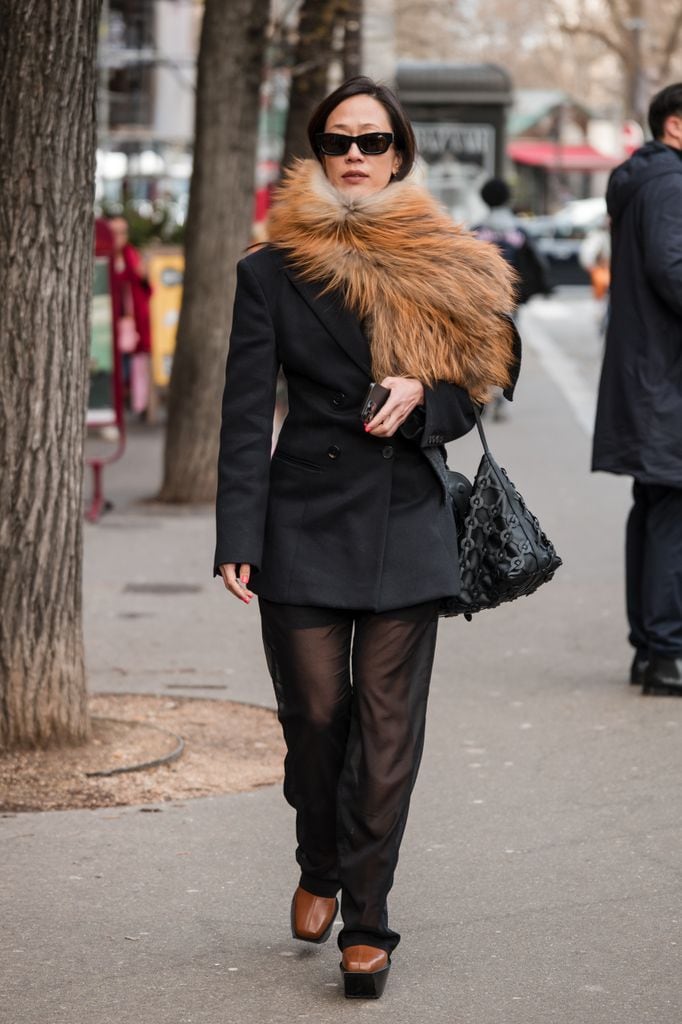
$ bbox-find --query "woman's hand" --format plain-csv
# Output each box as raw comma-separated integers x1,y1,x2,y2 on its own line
220,563,254,605
364,377,424,437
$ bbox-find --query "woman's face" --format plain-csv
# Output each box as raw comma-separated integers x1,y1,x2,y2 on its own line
321,94,402,199
109,217,129,254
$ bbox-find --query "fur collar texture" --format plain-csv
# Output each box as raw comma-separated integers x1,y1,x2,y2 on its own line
267,160,517,401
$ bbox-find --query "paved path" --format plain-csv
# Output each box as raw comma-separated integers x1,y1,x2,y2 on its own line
3,292,681,1023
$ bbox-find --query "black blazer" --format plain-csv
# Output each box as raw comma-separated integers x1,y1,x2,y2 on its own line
214,246,477,611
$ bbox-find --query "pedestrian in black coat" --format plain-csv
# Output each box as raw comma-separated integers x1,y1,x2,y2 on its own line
592,82,682,695
215,77,519,998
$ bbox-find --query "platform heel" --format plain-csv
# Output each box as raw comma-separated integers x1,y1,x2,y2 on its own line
340,946,391,999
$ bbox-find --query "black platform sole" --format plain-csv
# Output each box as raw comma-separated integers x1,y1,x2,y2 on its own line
290,895,338,944
642,681,682,696
341,961,390,999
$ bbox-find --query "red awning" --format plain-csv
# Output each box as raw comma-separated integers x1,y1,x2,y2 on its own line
508,140,619,172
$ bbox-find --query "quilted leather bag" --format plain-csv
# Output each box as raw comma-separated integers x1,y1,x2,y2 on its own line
425,408,562,619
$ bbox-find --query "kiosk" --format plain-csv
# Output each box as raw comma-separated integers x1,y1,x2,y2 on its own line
396,62,513,226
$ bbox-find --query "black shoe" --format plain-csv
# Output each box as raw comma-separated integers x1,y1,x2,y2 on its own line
630,651,649,686
642,655,682,696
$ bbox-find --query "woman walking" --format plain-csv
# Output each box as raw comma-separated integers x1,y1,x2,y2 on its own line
215,77,519,999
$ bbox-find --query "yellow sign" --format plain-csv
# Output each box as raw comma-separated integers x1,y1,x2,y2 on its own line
148,250,184,387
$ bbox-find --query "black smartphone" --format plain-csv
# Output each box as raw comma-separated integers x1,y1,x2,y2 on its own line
360,383,391,425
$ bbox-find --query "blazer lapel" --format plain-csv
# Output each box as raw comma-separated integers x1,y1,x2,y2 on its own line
284,269,372,377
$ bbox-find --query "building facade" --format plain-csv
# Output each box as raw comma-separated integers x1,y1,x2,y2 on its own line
97,0,201,212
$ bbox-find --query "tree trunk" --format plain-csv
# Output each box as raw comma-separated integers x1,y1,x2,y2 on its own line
281,0,341,167
158,0,269,503
341,0,363,81
0,0,101,749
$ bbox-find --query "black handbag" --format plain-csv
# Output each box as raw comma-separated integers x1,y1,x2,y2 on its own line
424,408,562,619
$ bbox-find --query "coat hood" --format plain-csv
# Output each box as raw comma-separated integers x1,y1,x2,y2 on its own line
607,141,682,223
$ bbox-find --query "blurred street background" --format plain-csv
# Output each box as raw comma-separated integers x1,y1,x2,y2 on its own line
84,0,651,494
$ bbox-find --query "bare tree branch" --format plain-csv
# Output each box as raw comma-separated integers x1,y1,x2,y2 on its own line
559,18,629,64
657,6,682,81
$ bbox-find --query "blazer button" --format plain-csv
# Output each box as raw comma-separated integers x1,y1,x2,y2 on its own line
331,392,346,408
327,444,341,460
382,445,394,460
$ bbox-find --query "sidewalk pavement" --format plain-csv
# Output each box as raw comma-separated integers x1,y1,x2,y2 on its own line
2,321,681,1024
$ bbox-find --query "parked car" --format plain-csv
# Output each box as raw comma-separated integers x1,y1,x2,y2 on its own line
521,199,608,286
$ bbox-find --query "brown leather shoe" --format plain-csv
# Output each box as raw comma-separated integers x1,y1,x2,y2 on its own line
290,886,338,944
340,945,391,999
341,946,388,972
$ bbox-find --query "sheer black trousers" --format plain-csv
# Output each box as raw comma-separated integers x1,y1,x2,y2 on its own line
259,598,439,954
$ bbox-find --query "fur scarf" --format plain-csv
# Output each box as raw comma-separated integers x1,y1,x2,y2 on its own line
266,160,517,402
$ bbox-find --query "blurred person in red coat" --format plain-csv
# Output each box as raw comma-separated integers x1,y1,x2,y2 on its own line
108,215,153,416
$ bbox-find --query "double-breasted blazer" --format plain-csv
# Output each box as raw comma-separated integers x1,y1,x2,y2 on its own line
214,245,478,612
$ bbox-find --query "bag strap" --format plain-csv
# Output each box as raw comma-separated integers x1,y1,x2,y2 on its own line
422,402,492,503
473,404,491,456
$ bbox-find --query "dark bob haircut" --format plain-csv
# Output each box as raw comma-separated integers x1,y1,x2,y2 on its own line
648,82,682,140
307,76,417,182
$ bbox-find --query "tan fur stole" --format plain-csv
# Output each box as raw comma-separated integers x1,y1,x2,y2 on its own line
266,160,517,402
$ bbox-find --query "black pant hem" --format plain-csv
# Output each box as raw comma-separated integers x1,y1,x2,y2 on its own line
337,929,398,955
299,873,340,899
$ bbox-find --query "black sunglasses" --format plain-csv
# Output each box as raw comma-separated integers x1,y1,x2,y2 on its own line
315,132,394,156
